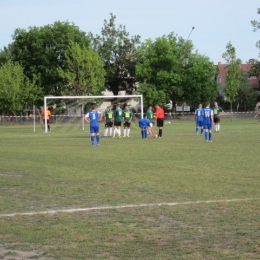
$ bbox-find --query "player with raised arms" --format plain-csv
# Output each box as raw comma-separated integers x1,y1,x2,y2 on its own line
85,105,103,146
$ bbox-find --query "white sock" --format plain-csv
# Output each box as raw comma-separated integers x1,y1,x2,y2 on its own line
104,128,108,136
218,125,220,131
127,129,130,136
124,129,126,136
109,128,112,136
119,129,121,136
215,125,217,131
114,128,118,136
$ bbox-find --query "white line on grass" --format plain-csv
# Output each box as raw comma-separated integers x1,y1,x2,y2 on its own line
0,198,259,217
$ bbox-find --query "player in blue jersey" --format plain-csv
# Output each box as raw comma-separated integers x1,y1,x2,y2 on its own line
195,104,204,135
85,106,103,146
139,115,157,139
203,101,214,143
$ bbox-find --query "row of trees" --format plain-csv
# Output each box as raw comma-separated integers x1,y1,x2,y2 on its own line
218,8,260,112
0,11,259,115
250,8,260,77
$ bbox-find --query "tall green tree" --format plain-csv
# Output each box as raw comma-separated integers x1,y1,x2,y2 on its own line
182,53,218,106
222,42,242,112
237,71,258,111
57,42,106,96
90,13,141,95
0,61,41,114
136,34,188,107
250,8,260,76
11,21,90,97
135,34,217,108
0,44,13,65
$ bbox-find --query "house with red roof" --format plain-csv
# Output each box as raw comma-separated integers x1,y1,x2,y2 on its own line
216,62,260,96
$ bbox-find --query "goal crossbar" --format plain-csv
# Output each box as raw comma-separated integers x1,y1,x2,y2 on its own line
43,95,143,133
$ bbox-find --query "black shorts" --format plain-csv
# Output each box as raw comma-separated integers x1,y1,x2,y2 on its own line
157,118,164,127
214,117,220,123
43,119,50,124
105,121,113,127
124,121,131,128
114,121,122,127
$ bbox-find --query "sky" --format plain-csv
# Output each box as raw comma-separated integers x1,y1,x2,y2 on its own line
0,0,259,64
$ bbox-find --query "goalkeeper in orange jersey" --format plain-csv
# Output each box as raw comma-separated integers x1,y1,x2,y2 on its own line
41,106,51,132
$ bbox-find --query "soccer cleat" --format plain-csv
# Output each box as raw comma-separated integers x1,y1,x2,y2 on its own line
205,140,209,143
127,135,130,137
92,143,95,147
209,140,212,142
123,135,126,138
96,143,100,146
118,135,122,139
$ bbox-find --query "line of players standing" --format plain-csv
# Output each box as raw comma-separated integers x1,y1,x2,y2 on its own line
195,101,223,142
84,103,165,146
85,101,224,146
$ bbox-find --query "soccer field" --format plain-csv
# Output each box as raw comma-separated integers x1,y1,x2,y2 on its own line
0,119,259,259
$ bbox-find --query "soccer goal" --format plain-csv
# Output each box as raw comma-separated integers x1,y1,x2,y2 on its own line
43,95,144,133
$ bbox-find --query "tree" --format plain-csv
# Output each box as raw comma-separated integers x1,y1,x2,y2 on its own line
222,42,242,112
0,44,13,65
90,13,141,95
57,42,106,96
0,61,41,114
11,21,90,97
182,53,218,106
237,71,258,111
135,34,187,107
135,34,217,108
250,8,260,76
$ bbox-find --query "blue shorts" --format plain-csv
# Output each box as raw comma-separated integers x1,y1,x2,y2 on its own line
204,124,212,130
196,121,203,127
90,126,99,134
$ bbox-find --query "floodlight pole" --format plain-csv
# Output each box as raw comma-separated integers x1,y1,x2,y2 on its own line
187,26,195,40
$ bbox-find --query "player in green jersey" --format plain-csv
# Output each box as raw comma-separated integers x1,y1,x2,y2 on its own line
146,106,156,137
213,102,224,132
122,105,133,137
103,105,114,137
113,103,123,138
254,102,260,124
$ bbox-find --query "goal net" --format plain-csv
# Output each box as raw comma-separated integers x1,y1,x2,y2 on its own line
43,95,144,133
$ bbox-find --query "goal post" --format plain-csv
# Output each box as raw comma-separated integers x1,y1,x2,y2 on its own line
43,95,144,133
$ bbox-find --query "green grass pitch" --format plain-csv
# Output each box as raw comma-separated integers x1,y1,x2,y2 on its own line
0,119,260,259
